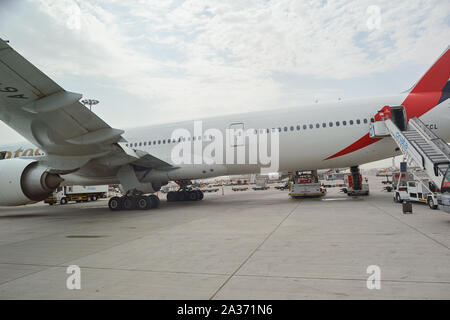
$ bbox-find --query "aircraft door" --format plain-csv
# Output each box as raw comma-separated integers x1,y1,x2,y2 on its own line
390,106,407,131
228,122,245,147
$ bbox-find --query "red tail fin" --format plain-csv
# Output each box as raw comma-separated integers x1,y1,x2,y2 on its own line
410,46,450,93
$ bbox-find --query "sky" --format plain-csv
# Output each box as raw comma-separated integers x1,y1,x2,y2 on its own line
0,0,449,168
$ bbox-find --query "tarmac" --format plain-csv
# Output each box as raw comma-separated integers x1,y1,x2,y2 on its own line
0,176,449,299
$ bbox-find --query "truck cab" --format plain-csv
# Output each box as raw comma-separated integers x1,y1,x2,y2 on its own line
289,171,326,198
343,173,369,196
437,167,450,213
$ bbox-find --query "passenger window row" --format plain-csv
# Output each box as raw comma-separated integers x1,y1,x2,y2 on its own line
125,118,371,148
275,118,369,132
126,135,207,148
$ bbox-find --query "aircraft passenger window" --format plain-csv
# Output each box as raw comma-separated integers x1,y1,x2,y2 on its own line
350,120,354,125
144,142,147,146
167,140,171,144
158,140,161,144
343,121,347,125
278,127,281,132
163,140,166,144
266,129,269,133
303,125,307,130
134,143,137,147
315,123,320,128
356,119,361,124
153,141,156,145
322,123,326,128
329,122,333,127
290,126,294,131
309,124,313,129
363,119,368,124
297,125,300,130
284,127,288,132
336,121,340,126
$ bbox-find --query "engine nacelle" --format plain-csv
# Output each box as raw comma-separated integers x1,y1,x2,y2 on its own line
0,159,63,206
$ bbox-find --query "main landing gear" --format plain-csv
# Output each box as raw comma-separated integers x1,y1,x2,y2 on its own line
166,189,204,202
108,190,160,211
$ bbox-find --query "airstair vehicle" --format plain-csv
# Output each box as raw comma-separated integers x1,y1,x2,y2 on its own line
391,168,439,209
370,105,450,212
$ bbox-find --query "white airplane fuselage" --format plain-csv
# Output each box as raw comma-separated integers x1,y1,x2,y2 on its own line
1,93,449,186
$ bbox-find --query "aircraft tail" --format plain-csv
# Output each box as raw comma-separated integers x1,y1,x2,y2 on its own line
409,45,450,95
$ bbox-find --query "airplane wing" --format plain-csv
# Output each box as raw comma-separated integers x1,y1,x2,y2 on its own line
0,38,171,172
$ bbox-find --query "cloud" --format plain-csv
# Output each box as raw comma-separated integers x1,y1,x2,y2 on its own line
0,0,449,138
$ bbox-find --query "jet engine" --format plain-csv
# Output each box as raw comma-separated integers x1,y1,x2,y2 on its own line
0,159,63,206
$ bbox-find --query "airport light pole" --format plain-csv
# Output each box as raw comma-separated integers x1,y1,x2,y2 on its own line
81,99,99,111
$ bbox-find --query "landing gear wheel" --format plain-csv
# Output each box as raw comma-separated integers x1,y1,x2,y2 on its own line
149,195,160,208
188,191,198,201
428,197,438,210
167,191,177,202
122,196,136,210
176,191,186,202
108,197,122,211
136,196,150,210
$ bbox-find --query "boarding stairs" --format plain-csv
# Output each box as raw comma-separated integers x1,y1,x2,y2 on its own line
370,105,450,190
